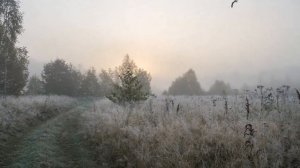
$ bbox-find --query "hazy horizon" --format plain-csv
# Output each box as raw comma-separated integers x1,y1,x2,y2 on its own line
18,0,300,93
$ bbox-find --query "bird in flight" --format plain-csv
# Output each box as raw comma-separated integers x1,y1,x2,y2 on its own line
231,0,238,8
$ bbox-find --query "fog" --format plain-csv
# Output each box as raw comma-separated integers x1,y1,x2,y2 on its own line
19,0,300,93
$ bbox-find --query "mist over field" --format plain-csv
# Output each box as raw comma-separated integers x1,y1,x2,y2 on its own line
18,0,300,92
1,0,300,168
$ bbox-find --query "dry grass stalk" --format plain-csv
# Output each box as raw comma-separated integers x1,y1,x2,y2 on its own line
296,88,300,104
245,97,250,120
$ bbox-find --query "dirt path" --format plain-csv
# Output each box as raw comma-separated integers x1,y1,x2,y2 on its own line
1,102,98,168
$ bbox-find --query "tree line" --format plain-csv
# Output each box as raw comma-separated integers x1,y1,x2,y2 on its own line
163,69,238,96
27,56,152,102
28,63,237,97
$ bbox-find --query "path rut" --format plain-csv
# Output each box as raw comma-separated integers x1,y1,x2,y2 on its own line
1,103,98,168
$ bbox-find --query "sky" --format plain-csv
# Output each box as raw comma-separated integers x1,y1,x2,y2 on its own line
18,0,300,93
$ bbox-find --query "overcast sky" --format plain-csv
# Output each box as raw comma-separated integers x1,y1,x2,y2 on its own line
18,0,300,93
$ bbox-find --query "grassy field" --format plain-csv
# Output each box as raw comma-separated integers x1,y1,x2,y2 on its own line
82,95,300,168
0,95,299,168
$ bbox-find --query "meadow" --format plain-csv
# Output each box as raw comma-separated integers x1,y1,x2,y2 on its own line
82,92,300,167
0,91,299,167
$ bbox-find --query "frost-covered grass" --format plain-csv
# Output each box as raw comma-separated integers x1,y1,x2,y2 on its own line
0,96,76,142
82,96,300,168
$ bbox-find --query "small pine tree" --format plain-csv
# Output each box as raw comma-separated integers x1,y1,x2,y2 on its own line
107,55,151,105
